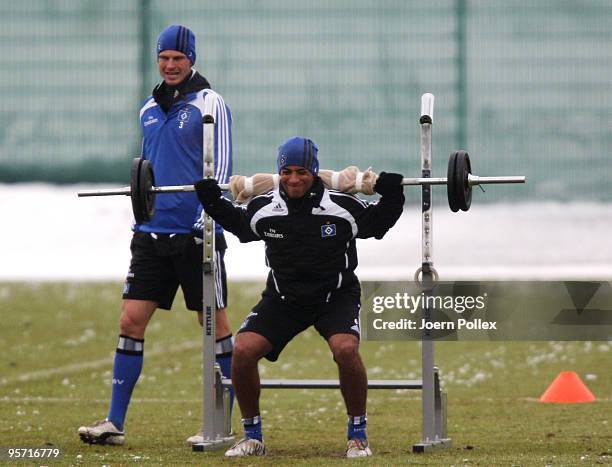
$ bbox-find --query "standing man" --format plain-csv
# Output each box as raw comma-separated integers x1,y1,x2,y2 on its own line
195,136,405,458
78,25,234,446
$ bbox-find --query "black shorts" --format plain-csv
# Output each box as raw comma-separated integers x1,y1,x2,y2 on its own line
122,231,228,311
238,284,361,362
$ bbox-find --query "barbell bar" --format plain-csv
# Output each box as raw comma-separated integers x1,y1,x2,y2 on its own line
77,152,526,222
399,175,525,186
76,175,524,196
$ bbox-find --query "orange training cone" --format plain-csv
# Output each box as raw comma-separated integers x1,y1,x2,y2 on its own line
539,371,596,403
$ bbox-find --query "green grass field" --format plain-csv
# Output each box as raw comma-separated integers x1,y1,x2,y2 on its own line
1,282,610,466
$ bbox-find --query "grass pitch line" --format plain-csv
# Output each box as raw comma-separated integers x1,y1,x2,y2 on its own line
1,340,200,386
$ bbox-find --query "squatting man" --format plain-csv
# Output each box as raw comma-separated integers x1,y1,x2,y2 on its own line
195,136,406,458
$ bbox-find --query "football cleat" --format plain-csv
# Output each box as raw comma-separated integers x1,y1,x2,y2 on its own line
346,438,372,458
78,419,125,445
224,437,266,457
185,429,204,446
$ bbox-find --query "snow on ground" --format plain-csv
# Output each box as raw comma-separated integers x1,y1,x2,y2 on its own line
1,183,611,281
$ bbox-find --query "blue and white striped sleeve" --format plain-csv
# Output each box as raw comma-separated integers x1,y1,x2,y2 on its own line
214,94,232,185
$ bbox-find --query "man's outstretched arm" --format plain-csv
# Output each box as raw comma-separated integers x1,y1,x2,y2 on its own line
356,172,405,239
195,179,260,243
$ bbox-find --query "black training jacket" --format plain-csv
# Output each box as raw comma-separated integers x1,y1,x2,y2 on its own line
205,178,404,303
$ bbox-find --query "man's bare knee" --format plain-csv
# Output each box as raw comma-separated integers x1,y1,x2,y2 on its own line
119,300,157,339
329,335,361,366
233,333,271,366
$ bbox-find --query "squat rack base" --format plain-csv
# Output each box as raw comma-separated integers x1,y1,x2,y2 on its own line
192,437,235,452
413,438,453,453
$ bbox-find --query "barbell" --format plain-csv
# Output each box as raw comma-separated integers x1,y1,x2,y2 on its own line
77,152,525,223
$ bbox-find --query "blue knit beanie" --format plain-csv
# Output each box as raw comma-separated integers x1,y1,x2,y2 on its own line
277,137,319,175
157,25,196,64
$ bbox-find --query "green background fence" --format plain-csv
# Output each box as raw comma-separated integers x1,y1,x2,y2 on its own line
1,0,610,202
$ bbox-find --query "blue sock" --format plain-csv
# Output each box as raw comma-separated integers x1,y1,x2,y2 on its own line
243,415,263,442
216,334,234,413
347,414,367,440
107,335,144,431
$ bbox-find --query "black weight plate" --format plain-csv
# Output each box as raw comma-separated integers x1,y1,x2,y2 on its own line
447,151,460,212
130,158,147,224
455,150,472,211
140,159,156,222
